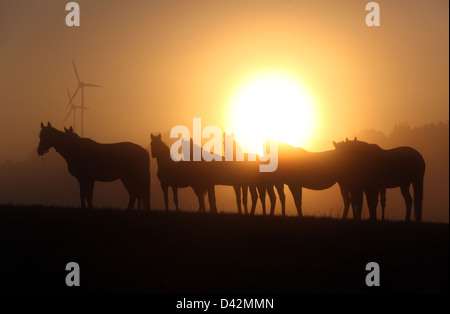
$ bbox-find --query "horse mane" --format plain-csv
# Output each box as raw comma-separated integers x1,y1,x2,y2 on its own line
64,128,104,147
150,135,171,163
333,138,383,152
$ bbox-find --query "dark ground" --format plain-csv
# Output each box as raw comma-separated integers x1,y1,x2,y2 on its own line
0,205,448,294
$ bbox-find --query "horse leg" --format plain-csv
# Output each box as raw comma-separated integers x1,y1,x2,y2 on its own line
380,188,386,221
364,189,378,221
208,186,217,214
135,172,150,210
400,184,413,222
194,188,206,213
127,193,136,210
356,190,364,221
351,189,364,221
233,185,242,214
257,185,267,215
267,185,276,216
84,180,95,209
125,186,137,210
77,179,86,209
161,183,169,211
242,185,249,215
288,185,303,218
412,178,424,223
340,185,351,220
275,183,286,216
134,182,142,210
172,187,179,212
249,186,258,215
122,179,137,210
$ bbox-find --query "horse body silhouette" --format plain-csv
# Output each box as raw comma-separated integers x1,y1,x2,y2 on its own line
184,137,286,216
268,142,351,218
180,137,255,215
37,123,150,209
174,139,349,218
333,139,425,222
151,133,217,213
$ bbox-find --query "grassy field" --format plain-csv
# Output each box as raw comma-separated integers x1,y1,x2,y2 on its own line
0,205,448,293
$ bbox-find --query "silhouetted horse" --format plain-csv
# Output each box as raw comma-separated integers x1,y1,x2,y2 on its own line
261,142,349,218
333,138,425,222
334,139,389,221
340,176,387,220
222,137,286,216
37,122,150,209
185,136,286,216
251,139,286,216
180,137,254,214
151,134,216,213
250,183,286,216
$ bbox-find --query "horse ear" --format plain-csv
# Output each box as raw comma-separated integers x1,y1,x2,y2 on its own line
69,126,73,132
157,134,161,139
333,141,337,148
354,137,357,141
64,127,68,132
47,122,52,127
150,133,154,139
41,122,44,129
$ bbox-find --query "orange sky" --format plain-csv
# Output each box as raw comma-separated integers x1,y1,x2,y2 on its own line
0,0,448,163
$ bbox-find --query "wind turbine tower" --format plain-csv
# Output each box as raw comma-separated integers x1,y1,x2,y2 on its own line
67,60,102,137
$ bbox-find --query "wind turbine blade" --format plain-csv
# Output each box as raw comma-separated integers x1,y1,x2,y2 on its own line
84,83,102,88
62,108,73,124
72,59,81,82
70,87,80,101
67,87,79,107
66,87,73,107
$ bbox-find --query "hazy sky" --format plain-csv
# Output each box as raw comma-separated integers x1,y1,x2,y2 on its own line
0,0,448,163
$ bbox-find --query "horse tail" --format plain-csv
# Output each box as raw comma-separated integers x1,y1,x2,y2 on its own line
412,154,425,222
143,151,151,210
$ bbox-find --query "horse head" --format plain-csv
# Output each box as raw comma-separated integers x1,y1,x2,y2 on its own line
37,122,57,155
64,126,73,134
64,126,81,140
150,133,163,158
333,137,362,153
333,138,384,176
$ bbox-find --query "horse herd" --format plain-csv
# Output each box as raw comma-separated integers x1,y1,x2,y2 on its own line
37,122,426,222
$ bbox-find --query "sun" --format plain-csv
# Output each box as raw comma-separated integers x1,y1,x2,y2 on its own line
229,73,316,154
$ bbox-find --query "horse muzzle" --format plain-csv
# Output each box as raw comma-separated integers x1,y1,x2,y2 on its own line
37,146,49,156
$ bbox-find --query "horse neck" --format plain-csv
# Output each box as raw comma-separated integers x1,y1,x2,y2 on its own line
52,132,77,162
155,144,172,170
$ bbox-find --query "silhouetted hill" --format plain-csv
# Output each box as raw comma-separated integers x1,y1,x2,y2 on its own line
0,205,447,293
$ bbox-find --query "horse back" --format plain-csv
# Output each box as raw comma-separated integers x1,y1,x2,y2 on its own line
277,149,339,189
70,140,149,181
384,146,425,172
382,146,425,182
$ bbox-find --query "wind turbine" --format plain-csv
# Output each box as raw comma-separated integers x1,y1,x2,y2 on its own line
63,87,89,132
68,60,102,137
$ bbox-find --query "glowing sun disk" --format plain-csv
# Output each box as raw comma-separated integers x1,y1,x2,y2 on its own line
230,73,316,154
